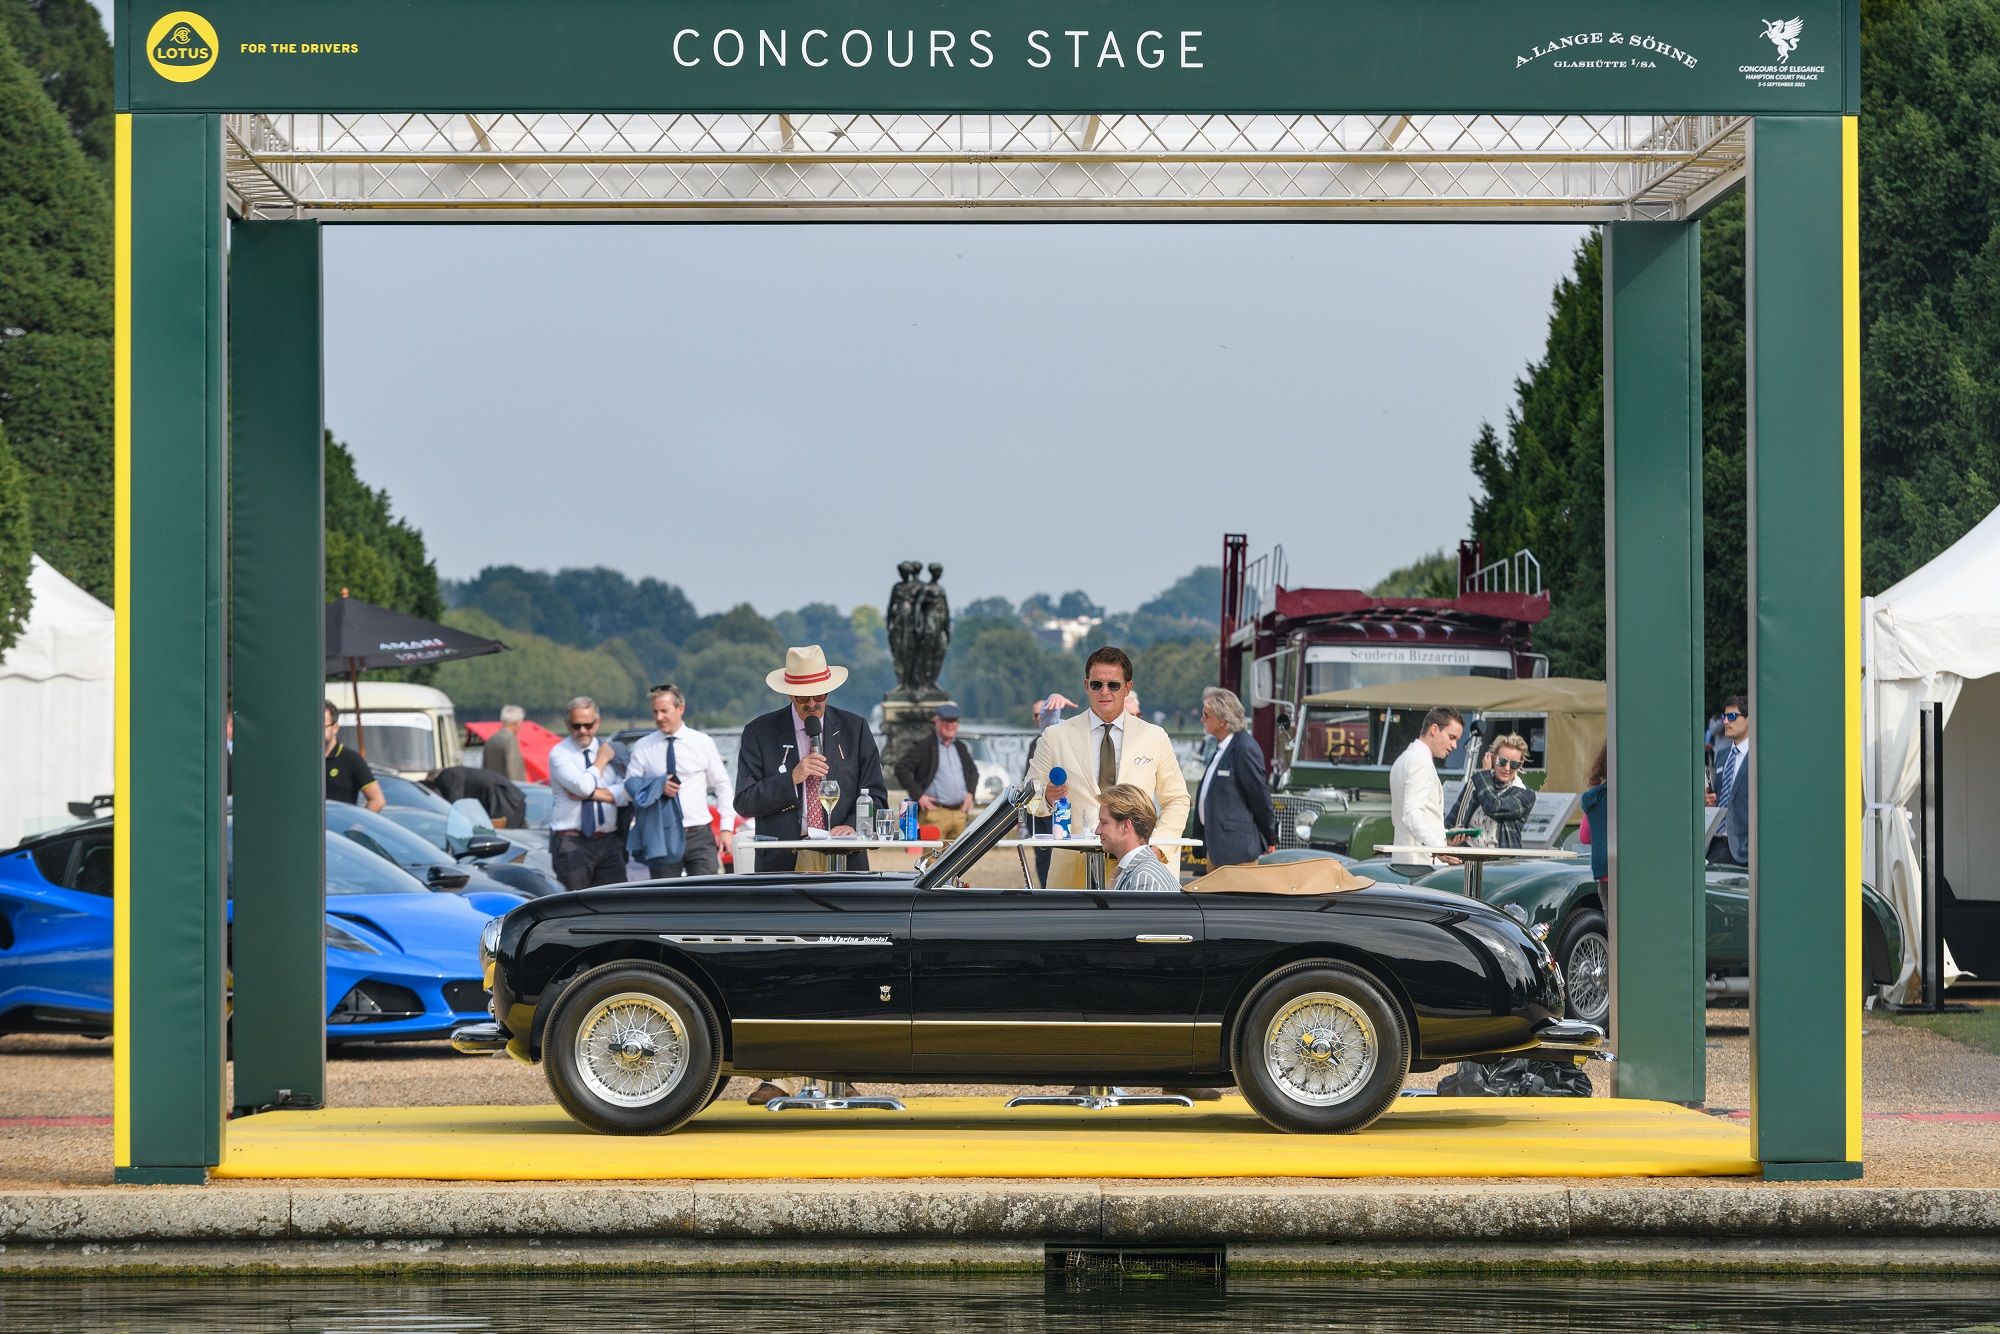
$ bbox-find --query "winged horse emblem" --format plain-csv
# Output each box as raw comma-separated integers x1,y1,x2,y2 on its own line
1761,17,1804,63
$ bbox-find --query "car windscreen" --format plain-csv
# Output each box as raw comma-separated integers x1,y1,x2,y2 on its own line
336,723,434,774
325,801,449,868
370,771,451,813
521,783,554,828
1298,705,1481,773
380,806,450,853
915,784,1028,888
325,830,429,895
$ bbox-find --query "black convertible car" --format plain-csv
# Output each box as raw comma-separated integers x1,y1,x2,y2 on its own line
455,787,1604,1136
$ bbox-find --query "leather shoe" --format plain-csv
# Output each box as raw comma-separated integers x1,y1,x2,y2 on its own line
746,1080,791,1105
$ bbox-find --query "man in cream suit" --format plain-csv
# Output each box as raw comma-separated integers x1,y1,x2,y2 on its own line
1029,645,1191,888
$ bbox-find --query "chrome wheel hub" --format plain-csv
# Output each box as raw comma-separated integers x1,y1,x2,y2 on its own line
1567,933,1610,1022
1265,991,1376,1107
576,992,688,1108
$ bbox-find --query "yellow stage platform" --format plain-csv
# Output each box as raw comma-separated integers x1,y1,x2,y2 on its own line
215,1096,1757,1181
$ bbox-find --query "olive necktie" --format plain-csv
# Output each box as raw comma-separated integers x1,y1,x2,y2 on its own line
1099,723,1117,790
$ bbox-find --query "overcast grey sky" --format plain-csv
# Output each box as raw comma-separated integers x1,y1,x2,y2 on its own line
320,223,1588,615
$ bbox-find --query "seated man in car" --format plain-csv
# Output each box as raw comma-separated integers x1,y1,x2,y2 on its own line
1097,783,1180,893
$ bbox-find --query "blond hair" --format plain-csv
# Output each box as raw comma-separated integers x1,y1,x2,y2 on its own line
1099,782,1161,849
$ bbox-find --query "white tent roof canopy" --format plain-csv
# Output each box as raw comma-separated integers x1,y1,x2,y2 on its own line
1871,503,2000,684
224,111,1748,223
1,556,115,685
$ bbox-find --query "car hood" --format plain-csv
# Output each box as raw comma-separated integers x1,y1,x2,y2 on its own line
327,891,493,975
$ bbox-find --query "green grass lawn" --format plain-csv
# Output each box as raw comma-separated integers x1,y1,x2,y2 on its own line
1878,998,2000,1057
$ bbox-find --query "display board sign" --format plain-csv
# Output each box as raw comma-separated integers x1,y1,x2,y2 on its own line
118,0,1855,115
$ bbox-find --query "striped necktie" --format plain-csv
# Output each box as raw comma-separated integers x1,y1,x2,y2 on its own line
1717,746,1740,809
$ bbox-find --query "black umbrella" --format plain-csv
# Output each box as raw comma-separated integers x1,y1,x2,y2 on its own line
325,590,508,758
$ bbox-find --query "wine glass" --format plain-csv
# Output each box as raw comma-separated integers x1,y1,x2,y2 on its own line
819,778,842,831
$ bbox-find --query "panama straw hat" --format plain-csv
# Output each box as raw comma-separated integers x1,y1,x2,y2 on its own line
767,644,850,696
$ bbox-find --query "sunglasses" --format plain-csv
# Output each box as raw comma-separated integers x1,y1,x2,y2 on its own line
567,719,598,731
1493,758,1520,770
1085,680,1126,693
1721,710,1742,721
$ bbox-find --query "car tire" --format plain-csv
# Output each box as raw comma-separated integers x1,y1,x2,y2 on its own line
1558,909,1611,1029
543,962,721,1135
1232,961,1409,1134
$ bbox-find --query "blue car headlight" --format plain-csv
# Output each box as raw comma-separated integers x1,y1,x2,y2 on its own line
325,920,381,955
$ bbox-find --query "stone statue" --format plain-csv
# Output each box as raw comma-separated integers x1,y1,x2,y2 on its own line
886,560,924,694
910,562,950,695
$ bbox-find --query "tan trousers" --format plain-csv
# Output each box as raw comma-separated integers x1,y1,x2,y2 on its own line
924,803,971,841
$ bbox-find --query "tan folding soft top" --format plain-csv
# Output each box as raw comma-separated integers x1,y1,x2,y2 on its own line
1185,859,1376,896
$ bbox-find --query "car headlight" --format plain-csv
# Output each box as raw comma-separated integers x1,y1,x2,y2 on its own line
325,921,380,955
1295,820,1314,842
479,916,503,965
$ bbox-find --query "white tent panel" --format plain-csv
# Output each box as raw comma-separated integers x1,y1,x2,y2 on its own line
0,557,115,845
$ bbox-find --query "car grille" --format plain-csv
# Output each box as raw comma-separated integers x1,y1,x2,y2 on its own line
1272,794,1324,850
443,979,491,1015
328,981,424,1024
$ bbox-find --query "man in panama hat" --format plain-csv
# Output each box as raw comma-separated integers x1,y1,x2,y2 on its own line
734,644,888,875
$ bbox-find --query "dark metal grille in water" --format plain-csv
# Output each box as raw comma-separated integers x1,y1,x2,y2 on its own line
4,1274,2000,1332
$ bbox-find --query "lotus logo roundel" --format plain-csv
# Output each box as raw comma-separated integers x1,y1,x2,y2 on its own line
146,10,219,83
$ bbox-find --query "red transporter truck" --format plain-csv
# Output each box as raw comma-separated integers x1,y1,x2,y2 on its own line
1217,534,1551,853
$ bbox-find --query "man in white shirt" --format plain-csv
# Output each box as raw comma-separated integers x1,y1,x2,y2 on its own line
547,695,630,890
625,683,736,877
1388,706,1465,869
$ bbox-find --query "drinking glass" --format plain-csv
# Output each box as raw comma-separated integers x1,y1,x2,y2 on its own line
819,778,842,828
875,811,899,841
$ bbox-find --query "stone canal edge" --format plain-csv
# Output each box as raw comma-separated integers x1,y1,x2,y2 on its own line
4,1184,2000,1276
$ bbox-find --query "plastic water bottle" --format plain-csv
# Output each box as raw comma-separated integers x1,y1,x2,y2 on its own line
899,798,920,841
854,791,874,835
1049,766,1073,839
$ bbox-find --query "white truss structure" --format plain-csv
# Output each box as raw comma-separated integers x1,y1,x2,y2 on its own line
223,112,1747,223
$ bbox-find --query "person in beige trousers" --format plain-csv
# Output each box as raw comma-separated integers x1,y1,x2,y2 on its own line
1028,645,1191,888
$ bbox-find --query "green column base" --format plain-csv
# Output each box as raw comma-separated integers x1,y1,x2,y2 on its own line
1762,1161,1864,1182
114,1165,210,1185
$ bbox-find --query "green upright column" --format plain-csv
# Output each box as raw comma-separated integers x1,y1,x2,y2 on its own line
1602,221,1707,1105
228,221,327,1114
1747,116,1862,1179
115,113,228,1183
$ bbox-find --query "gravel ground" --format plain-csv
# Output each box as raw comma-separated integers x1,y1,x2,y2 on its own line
6,1003,1999,1190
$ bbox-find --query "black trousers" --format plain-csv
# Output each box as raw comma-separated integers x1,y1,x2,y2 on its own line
552,830,628,890
646,823,721,878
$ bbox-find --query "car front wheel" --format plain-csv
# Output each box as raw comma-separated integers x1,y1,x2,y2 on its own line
543,962,720,1135
1233,961,1409,1134
1558,909,1610,1029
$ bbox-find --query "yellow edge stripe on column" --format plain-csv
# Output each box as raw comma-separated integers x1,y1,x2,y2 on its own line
112,114,133,1168
1842,114,1863,1164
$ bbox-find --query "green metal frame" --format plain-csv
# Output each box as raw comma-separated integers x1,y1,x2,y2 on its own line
111,0,1862,1182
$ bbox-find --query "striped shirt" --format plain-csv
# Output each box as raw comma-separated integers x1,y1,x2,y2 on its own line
1112,844,1180,893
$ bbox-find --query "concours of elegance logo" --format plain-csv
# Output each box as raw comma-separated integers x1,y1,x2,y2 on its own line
1761,17,1804,63
145,10,219,82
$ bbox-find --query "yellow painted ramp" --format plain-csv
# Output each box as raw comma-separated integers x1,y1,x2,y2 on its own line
216,1097,1756,1181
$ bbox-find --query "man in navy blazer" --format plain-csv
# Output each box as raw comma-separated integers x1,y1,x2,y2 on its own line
734,645,888,873
1706,694,1751,866
1192,686,1279,868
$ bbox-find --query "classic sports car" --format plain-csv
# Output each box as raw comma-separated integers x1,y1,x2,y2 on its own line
1345,857,1905,1029
0,817,504,1043
457,787,1602,1136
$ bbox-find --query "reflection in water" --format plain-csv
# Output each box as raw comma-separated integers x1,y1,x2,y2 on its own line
3,1273,1999,1333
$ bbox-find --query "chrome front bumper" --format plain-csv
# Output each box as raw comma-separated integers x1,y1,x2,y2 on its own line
450,1021,509,1055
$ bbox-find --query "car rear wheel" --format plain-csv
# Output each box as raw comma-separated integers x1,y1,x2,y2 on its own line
544,963,720,1135
1558,910,1610,1029
1233,961,1409,1134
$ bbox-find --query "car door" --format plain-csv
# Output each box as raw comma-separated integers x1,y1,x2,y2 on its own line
0,827,115,1027
909,885,1205,1075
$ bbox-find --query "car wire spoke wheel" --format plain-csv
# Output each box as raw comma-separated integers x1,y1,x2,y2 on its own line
1566,933,1609,1022
1264,991,1377,1107
575,991,688,1107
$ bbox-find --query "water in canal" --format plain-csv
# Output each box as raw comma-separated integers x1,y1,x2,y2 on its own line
3,1273,1999,1332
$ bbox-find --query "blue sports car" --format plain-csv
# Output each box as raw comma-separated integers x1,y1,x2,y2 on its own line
0,817,500,1043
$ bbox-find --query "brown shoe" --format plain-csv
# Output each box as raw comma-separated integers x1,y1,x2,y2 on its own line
1163,1087,1225,1101
746,1080,791,1105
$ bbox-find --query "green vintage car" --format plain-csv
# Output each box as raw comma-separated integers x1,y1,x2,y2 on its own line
1343,857,1905,1028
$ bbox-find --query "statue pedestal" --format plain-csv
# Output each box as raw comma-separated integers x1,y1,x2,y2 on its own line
881,691,954,799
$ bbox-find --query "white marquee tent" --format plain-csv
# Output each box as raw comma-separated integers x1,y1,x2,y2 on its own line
0,557,115,846
1864,503,2000,999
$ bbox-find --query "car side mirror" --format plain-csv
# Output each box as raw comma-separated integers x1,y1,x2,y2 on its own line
426,864,472,890
463,836,511,860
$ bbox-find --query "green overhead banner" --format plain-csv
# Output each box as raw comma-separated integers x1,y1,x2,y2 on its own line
118,0,1855,115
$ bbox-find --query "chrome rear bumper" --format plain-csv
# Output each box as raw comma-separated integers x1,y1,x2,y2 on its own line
450,1021,509,1055
1524,1019,1615,1062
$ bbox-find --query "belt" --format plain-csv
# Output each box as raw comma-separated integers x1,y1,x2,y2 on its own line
556,829,618,839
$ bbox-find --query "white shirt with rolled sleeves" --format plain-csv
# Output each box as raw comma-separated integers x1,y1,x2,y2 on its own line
1388,738,1449,866
625,725,737,831
547,736,629,833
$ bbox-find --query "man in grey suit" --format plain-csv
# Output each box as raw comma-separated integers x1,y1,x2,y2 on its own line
483,703,527,782
1707,694,1750,866
1192,686,1279,867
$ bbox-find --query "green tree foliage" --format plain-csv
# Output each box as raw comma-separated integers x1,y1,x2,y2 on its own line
0,23,111,601
432,608,649,722
1098,566,1220,647
1131,637,1215,726
0,421,32,654
1369,550,1458,599
0,0,113,175
941,618,1081,724
325,432,443,621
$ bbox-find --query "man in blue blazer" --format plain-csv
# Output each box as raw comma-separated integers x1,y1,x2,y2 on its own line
1192,686,1279,868
1706,694,1751,866
734,645,887,873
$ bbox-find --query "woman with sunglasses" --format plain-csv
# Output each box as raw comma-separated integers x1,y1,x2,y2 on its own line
1456,733,1536,849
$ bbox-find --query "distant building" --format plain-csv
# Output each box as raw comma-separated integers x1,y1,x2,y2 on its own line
1035,615,1103,652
